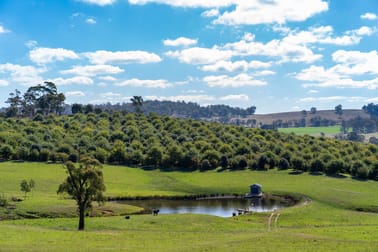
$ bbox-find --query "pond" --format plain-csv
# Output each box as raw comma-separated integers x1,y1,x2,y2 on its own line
121,196,294,217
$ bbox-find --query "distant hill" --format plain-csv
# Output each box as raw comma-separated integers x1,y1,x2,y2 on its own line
242,109,370,128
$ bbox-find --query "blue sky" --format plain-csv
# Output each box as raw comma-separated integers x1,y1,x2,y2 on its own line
0,0,377,113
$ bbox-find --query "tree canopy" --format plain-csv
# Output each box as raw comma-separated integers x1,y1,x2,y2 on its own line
57,157,105,230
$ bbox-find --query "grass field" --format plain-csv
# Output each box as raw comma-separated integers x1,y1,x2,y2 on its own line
1,162,378,251
278,126,342,135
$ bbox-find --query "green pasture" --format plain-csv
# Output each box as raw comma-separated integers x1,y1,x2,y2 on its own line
278,126,341,135
1,162,378,251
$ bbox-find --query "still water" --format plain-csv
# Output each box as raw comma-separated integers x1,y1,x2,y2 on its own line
123,197,291,217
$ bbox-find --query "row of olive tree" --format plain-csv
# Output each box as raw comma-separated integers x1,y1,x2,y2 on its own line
1,112,378,179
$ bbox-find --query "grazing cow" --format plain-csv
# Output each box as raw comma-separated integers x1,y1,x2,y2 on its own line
152,209,160,216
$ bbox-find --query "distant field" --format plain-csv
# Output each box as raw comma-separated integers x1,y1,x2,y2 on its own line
278,126,341,135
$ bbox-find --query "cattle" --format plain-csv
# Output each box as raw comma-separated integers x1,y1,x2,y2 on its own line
152,209,160,216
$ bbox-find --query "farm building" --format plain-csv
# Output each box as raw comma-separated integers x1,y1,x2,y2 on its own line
245,183,263,198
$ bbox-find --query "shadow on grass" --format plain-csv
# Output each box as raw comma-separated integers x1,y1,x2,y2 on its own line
326,173,348,179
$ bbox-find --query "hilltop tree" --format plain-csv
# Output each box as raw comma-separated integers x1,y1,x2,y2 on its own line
57,157,105,231
131,96,144,114
310,107,317,114
5,89,23,117
335,104,343,117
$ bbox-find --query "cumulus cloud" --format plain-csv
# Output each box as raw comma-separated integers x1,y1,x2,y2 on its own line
201,60,273,72
145,94,216,104
129,0,328,26
163,37,198,47
84,50,162,64
128,0,233,8
49,76,94,86
66,91,86,97
214,0,328,25
29,47,79,64
0,80,9,86
0,63,45,85
60,65,124,76
166,47,233,65
361,12,377,20
282,26,375,46
224,36,322,63
0,24,10,33
300,96,364,103
202,9,220,18
78,0,116,6
204,73,266,87
86,18,97,24
220,94,249,101
115,78,172,88
297,51,378,90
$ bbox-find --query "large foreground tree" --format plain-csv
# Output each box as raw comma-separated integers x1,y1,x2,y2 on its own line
57,157,105,230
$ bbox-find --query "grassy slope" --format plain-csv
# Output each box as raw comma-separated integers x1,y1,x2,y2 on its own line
277,126,341,135
1,162,378,251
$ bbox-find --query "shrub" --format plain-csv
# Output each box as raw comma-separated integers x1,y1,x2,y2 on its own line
278,158,290,170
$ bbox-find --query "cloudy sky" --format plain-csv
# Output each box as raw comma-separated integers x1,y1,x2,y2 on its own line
0,0,377,113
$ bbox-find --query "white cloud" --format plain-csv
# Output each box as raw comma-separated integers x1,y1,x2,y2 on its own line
201,60,249,72
29,47,79,64
115,78,172,88
253,70,276,76
201,60,273,72
204,73,266,87
50,76,94,86
282,26,375,46
166,47,233,65
0,24,10,33
361,12,377,20
100,92,121,98
220,94,249,101
225,37,322,63
202,9,219,18
145,94,216,104
163,37,198,47
331,50,378,75
0,80,9,86
214,0,328,25
78,0,116,6
86,18,97,24
66,91,85,97
61,65,124,76
84,50,162,64
0,63,45,85
98,76,117,82
128,0,234,8
25,40,38,49
300,96,364,103
128,0,328,26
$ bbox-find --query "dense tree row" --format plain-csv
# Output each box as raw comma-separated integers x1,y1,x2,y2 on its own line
70,100,256,120
0,112,377,180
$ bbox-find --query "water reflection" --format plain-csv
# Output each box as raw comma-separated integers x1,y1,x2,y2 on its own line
122,197,290,217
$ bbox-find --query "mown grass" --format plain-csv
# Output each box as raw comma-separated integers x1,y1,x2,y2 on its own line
1,161,378,251
278,126,341,135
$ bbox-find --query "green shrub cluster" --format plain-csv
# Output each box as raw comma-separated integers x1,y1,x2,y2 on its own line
0,112,377,179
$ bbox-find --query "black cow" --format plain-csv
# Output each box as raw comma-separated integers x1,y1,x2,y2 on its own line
152,209,160,216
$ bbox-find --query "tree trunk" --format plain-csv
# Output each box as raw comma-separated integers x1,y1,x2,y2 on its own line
78,204,85,231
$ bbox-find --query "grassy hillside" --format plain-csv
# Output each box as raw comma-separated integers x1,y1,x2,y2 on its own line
1,162,378,251
248,109,369,126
